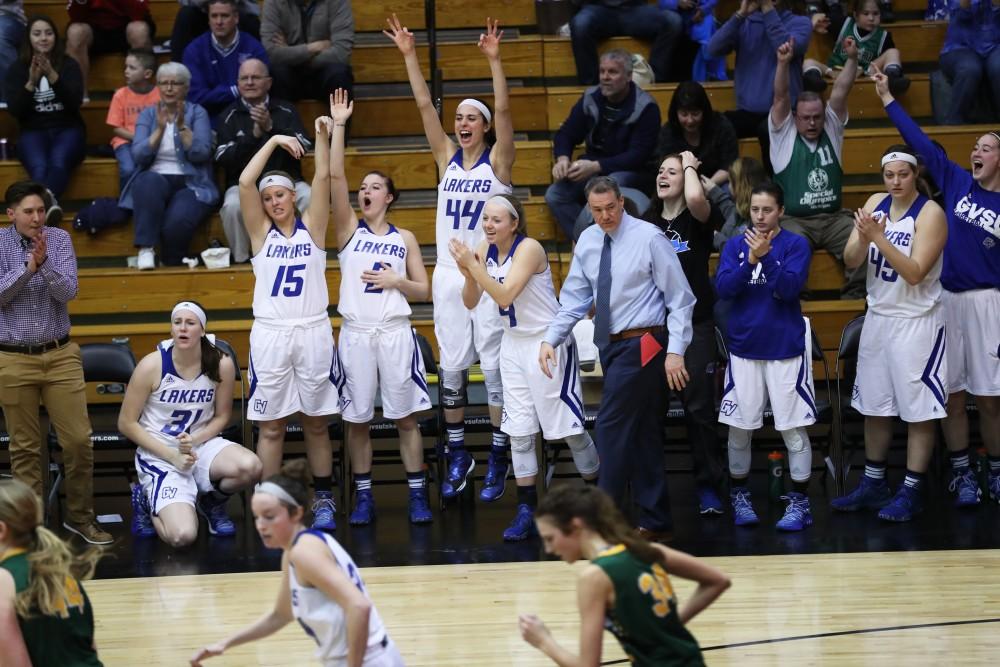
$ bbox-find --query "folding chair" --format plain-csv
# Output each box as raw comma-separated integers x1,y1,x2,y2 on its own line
834,315,866,489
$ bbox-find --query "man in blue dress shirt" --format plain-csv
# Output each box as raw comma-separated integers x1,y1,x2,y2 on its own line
540,176,696,539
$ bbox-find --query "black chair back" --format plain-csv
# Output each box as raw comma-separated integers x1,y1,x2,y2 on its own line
81,343,137,385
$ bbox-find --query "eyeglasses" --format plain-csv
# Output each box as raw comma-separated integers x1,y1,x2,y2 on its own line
238,75,270,83
158,80,187,88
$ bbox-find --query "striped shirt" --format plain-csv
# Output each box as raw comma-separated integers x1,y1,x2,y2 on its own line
0,225,78,345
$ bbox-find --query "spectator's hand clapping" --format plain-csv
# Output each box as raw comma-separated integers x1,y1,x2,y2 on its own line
384,14,416,56
28,56,43,86
567,159,600,182
33,55,56,81
155,101,172,130
842,36,859,61
26,229,47,273
776,38,794,64
329,88,353,125
249,104,272,137
174,101,187,129
478,17,504,60
853,208,885,243
745,227,773,262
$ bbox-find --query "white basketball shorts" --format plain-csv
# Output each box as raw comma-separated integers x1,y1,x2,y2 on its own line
943,288,1000,396
500,333,586,440
432,264,503,372
134,436,235,515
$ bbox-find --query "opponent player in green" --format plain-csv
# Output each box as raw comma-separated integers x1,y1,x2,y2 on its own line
518,485,730,666
0,478,104,666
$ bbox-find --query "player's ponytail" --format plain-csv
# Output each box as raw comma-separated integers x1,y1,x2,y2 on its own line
535,486,666,567
0,479,103,619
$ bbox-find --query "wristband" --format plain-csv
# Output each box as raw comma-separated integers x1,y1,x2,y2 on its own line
684,166,698,173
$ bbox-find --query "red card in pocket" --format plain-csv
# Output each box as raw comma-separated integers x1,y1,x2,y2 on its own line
640,332,663,367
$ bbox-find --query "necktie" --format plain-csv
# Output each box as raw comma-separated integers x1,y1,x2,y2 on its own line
594,234,612,348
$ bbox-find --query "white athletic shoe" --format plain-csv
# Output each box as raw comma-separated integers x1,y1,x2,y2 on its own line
137,247,156,270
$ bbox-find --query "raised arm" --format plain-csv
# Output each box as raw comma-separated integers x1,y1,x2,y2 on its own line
681,152,711,222
827,36,857,122
384,14,454,167
328,89,358,251
770,38,794,127
480,19,514,184
304,116,332,248
190,556,294,666
237,135,306,249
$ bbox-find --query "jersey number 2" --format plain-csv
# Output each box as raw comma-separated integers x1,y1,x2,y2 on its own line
270,263,306,297
447,199,485,230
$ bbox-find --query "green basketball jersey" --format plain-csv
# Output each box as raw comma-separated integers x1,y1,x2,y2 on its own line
773,129,843,217
0,549,103,667
827,19,889,75
591,544,704,666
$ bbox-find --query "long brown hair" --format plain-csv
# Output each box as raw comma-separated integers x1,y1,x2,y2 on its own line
729,157,768,220
535,485,665,566
0,479,102,618
20,15,66,70
261,458,313,522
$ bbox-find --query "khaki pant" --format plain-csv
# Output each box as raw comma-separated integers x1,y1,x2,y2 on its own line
781,210,867,298
0,342,94,525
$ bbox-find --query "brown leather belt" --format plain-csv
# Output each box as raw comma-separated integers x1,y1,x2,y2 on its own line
0,335,71,355
608,326,663,342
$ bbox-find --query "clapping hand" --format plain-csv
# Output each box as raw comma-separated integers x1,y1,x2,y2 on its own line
853,208,885,243
448,238,478,271
249,104,272,137
744,227,773,262
478,17,503,60
27,228,47,273
384,14,416,56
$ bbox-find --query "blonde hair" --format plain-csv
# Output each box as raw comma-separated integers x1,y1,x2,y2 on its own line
729,157,768,221
488,193,528,236
0,479,102,618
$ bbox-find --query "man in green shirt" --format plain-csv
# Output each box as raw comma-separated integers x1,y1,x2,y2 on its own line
769,36,865,297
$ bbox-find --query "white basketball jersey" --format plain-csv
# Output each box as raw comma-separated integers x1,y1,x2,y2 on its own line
866,194,942,317
485,235,559,336
337,221,412,325
435,149,513,269
137,341,217,447
252,219,329,322
289,530,388,662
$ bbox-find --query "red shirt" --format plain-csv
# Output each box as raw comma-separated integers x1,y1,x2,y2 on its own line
67,0,151,30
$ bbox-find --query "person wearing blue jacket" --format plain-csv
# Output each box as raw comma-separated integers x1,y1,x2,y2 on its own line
873,65,1000,507
715,181,817,532
545,49,661,239
183,0,268,119
120,62,219,269
938,0,1000,125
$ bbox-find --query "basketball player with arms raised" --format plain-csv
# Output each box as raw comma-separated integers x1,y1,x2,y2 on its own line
385,15,515,502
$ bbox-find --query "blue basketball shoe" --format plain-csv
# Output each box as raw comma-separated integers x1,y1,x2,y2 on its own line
197,494,236,537
441,451,475,499
730,489,759,527
349,490,375,526
877,485,923,522
776,493,813,531
408,487,433,524
948,469,982,507
830,475,891,512
503,503,536,542
130,484,156,538
479,453,510,502
311,491,337,531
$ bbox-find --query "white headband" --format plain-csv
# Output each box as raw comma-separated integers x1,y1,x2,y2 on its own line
881,151,918,168
171,301,207,329
457,98,492,123
486,195,519,220
258,174,295,193
255,481,301,507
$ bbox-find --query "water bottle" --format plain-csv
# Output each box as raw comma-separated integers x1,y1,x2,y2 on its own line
0,138,8,161
977,447,991,496
768,451,785,502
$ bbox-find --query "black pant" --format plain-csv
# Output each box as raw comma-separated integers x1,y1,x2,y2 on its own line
268,60,354,102
170,6,261,61
596,332,673,532
679,319,725,490
724,109,773,175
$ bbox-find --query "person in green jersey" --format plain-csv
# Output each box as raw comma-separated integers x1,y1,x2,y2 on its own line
519,485,730,666
802,0,910,96
770,35,866,297
0,478,104,667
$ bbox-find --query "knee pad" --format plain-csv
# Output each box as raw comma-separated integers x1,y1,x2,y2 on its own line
510,434,538,479
482,367,504,408
564,433,600,477
781,427,812,482
727,427,753,477
440,369,468,409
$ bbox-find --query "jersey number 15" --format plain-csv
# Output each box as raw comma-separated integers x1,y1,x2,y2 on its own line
271,264,306,297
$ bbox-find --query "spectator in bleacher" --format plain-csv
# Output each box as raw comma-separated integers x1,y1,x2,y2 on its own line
658,0,727,82
0,180,113,546
542,175,696,542
119,62,218,270
107,48,160,191
260,0,353,103
770,37,865,297
546,49,661,240
183,0,268,119
641,152,727,516
937,0,1000,125
872,66,1000,508
706,0,812,170
569,0,683,85
657,81,738,186
65,0,154,101
802,0,910,96
215,57,310,264
0,0,25,107
170,0,261,62
5,15,86,224
709,156,768,250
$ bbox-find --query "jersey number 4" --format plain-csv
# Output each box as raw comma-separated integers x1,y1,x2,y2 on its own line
868,246,899,283
270,263,306,297
447,199,485,230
